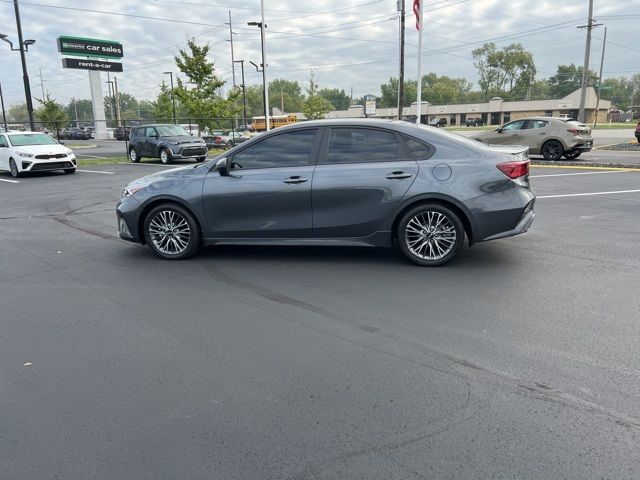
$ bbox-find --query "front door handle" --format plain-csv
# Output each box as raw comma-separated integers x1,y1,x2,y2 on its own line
386,171,413,180
284,176,308,184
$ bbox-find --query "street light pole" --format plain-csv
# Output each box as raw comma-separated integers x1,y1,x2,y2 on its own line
248,2,270,131
0,81,8,132
163,71,177,124
234,60,247,126
577,0,601,123
13,0,35,131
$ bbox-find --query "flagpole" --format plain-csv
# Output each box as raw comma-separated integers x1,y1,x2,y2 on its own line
415,0,424,124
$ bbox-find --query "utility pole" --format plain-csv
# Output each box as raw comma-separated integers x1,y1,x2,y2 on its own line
227,11,236,87
397,0,405,120
163,71,177,124
578,0,601,123
38,67,45,99
593,26,607,128
113,76,122,127
14,0,35,131
234,60,247,125
0,81,8,132
261,0,269,131
280,87,284,113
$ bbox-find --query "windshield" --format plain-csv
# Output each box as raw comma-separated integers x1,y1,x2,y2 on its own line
156,125,191,137
8,134,58,146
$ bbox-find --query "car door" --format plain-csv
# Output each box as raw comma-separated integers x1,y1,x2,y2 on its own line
0,134,9,170
521,119,551,153
201,128,321,239
312,127,419,238
483,120,527,145
142,127,158,156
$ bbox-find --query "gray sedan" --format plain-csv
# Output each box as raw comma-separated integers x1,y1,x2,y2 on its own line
116,119,535,266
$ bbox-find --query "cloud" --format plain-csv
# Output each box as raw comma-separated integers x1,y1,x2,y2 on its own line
0,0,636,109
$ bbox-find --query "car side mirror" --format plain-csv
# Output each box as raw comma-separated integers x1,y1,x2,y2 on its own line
496,127,503,133
215,157,229,176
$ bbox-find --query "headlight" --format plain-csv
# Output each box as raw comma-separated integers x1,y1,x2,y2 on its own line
16,150,35,158
121,183,149,198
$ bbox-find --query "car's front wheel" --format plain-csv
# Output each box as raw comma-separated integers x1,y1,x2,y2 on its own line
563,150,582,160
159,148,172,164
129,147,141,163
143,204,201,260
541,140,564,161
397,203,465,266
9,158,22,178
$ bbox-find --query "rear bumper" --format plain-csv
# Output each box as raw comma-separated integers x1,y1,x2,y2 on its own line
481,204,535,241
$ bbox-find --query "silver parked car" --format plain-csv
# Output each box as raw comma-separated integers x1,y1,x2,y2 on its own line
116,119,535,266
474,117,593,160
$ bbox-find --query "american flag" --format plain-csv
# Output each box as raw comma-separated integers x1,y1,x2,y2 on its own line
413,0,422,30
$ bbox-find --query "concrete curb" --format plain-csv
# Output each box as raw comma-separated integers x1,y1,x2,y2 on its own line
531,160,640,170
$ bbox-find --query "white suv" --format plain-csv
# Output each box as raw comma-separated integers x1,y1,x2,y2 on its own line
0,131,77,177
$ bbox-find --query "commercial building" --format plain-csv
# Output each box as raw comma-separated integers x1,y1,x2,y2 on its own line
317,87,610,125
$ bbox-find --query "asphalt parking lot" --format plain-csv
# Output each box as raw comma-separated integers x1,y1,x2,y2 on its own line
1,163,640,479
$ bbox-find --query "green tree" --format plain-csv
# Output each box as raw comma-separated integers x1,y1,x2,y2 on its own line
269,78,304,112
302,71,332,119
600,77,635,111
66,98,93,123
173,38,239,133
379,77,416,108
318,88,351,110
528,79,550,100
151,81,175,121
35,94,68,133
547,64,598,99
473,43,536,100
7,102,28,122
422,73,473,104
243,84,266,120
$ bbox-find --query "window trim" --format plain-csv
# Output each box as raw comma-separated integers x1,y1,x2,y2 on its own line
227,127,323,171
318,126,413,166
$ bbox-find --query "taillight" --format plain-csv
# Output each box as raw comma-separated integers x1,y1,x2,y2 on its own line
497,160,529,179
567,128,580,134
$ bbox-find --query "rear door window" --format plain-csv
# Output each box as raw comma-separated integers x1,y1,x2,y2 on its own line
322,128,403,164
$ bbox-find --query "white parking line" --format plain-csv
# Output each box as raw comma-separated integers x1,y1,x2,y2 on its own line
538,189,640,199
0,178,20,184
530,171,632,178
76,169,114,175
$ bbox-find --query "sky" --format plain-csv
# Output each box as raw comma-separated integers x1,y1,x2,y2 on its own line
0,0,638,109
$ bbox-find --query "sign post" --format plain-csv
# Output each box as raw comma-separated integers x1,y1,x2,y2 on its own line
58,35,124,140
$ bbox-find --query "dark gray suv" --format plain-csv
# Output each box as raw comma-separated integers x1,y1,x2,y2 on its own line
128,124,208,164
117,119,535,266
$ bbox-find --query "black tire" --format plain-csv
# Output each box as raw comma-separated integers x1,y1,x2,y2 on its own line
541,140,564,161
196,156,206,162
397,203,465,267
143,203,201,260
563,150,582,160
129,147,141,163
9,158,22,178
63,168,76,174
159,148,172,164
226,141,234,148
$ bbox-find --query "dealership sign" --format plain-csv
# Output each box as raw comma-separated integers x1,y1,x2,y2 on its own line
364,94,377,116
62,58,123,72
58,36,123,58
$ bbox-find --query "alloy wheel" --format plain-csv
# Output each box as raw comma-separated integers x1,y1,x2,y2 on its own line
404,210,457,260
9,159,19,178
147,210,191,255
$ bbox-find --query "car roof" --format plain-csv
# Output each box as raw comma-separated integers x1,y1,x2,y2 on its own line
6,130,46,135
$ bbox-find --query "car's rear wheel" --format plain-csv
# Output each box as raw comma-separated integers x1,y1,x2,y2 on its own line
397,203,465,266
143,204,201,260
563,150,582,160
9,158,22,178
159,148,172,164
541,140,564,161
63,168,76,174
129,147,141,163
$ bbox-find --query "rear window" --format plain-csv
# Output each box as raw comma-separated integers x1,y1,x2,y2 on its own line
403,136,435,160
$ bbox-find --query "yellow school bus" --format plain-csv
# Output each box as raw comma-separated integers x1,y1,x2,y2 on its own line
251,114,297,131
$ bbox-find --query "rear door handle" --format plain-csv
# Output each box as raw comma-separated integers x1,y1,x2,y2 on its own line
386,171,413,180
284,176,308,184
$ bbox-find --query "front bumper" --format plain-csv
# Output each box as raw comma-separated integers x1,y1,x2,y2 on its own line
19,156,77,172
169,144,208,158
116,196,143,242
